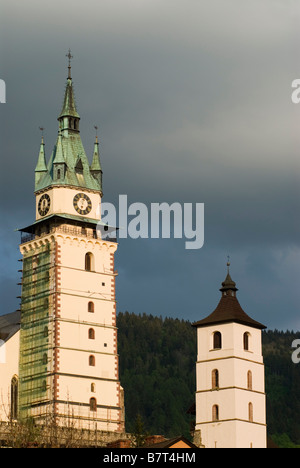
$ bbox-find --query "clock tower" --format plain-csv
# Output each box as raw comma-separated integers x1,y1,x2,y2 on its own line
18,52,125,432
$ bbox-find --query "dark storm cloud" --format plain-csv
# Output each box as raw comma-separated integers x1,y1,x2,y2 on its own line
0,0,299,329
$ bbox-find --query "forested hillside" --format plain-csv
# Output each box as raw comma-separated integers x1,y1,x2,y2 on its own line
117,312,300,448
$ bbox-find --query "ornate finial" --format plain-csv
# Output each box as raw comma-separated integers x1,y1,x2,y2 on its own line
66,49,73,79
39,126,45,142
227,255,230,272
94,125,99,143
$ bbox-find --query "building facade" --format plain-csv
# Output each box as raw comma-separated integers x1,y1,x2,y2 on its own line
16,55,124,431
192,264,267,448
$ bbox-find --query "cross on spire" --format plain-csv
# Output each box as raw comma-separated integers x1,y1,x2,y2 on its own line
66,49,73,79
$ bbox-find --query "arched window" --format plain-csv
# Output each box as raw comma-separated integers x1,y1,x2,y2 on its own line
10,376,18,420
57,169,61,180
90,397,97,411
247,370,252,390
213,332,222,349
42,353,48,365
212,404,219,422
248,402,253,422
89,355,95,366
85,252,94,272
88,301,94,313
88,328,95,340
91,383,95,392
244,332,250,351
212,369,219,389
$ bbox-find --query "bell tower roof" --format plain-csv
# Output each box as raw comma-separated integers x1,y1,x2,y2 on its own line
58,49,80,120
34,51,102,194
192,261,266,330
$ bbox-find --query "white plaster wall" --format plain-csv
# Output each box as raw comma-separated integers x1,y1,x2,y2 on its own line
0,331,20,422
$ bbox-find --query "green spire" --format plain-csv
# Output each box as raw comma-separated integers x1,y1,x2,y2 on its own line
35,133,47,189
90,132,103,192
58,76,80,120
58,50,80,133
35,51,102,194
53,132,65,164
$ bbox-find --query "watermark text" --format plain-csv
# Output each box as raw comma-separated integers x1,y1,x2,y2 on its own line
97,195,204,250
292,339,300,364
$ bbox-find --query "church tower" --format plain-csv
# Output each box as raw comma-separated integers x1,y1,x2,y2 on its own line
192,263,267,448
18,52,124,432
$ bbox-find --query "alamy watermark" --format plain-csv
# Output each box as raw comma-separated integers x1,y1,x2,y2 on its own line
291,339,300,364
97,195,204,250
0,79,6,103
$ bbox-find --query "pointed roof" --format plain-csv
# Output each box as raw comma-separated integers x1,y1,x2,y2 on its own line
58,50,79,120
192,265,266,330
58,76,80,119
52,132,65,164
35,136,47,172
90,135,102,172
35,132,101,191
35,53,102,193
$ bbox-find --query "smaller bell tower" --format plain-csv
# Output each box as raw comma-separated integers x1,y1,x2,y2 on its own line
192,262,267,448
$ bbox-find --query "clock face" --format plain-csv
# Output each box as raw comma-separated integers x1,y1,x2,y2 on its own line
73,193,92,216
38,194,51,217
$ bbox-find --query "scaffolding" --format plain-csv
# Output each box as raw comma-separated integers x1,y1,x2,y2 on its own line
18,243,54,421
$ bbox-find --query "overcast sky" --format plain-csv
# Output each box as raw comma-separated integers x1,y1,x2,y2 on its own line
0,0,299,331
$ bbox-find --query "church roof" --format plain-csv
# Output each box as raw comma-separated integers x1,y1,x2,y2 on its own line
192,266,266,330
0,311,21,342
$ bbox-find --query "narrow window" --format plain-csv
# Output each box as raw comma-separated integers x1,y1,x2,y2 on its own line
88,301,94,313
248,402,253,422
88,328,95,340
91,383,95,392
10,376,18,420
85,252,94,272
212,369,219,389
213,332,222,349
42,353,48,365
212,405,219,422
90,397,97,411
244,332,250,351
57,169,61,180
89,355,95,366
247,370,252,390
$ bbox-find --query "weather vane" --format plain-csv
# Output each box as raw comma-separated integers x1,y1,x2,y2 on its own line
39,126,45,138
